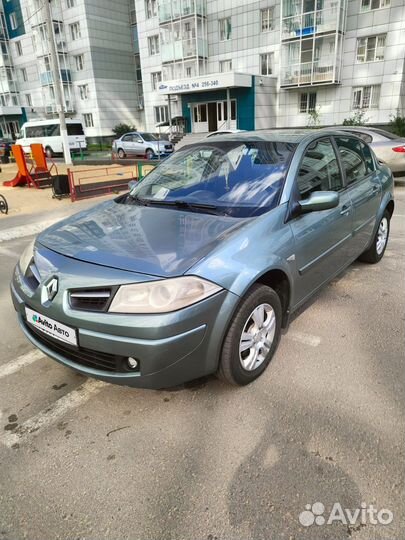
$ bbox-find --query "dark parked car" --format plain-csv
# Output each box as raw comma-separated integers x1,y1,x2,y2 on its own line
0,137,13,163
12,130,394,388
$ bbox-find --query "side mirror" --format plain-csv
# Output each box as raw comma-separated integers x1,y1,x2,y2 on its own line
299,191,339,213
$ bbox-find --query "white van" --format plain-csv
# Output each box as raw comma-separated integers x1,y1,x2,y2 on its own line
16,119,87,157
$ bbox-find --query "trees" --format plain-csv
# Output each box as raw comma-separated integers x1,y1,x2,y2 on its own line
112,123,136,138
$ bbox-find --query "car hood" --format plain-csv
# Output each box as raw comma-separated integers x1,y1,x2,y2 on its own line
37,200,245,277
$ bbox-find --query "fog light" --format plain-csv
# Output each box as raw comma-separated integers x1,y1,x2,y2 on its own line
127,357,139,370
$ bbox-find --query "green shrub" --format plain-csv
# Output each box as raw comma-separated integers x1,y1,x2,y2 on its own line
112,123,136,138
388,113,405,137
342,110,368,126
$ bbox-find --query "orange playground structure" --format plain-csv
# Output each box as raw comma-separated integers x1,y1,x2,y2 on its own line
3,144,58,189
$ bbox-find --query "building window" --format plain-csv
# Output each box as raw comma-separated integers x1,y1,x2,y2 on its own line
356,35,386,63
151,71,162,90
260,53,274,75
74,54,84,71
9,12,17,30
25,93,32,107
145,0,157,18
219,18,232,41
186,66,192,77
83,113,94,127
148,35,159,55
19,67,28,82
78,84,89,100
15,41,23,56
219,59,232,73
69,22,81,41
352,85,380,109
261,8,274,32
66,0,74,7
154,105,168,124
299,92,317,113
360,0,390,11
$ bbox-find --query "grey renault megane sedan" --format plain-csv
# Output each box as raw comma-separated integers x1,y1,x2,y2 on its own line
11,130,394,388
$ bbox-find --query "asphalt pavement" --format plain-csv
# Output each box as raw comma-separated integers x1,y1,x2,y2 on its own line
0,188,404,540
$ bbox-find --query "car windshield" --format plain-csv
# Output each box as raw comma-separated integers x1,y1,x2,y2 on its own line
127,141,297,217
140,133,158,142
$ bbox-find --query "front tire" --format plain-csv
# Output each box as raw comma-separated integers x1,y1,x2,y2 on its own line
45,146,54,158
145,148,155,160
117,148,126,159
217,284,282,386
359,210,390,264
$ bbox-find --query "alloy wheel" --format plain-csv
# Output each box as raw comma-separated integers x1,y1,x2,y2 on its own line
376,217,388,255
239,303,276,371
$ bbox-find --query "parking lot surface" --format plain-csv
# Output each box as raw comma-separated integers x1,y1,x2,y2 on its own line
0,188,404,540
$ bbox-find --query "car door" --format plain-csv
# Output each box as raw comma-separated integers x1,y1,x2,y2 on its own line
334,135,381,255
121,134,135,155
289,137,354,304
132,133,146,156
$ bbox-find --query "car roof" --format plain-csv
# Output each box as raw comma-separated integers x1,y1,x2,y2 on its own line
21,119,83,126
196,129,350,144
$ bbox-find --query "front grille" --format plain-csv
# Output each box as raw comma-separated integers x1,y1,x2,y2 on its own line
165,145,173,150
69,288,112,312
23,319,138,373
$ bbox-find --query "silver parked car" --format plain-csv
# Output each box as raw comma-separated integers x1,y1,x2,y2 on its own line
12,131,394,388
112,132,174,160
327,127,405,177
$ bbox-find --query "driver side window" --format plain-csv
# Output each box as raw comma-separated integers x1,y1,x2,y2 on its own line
297,138,343,199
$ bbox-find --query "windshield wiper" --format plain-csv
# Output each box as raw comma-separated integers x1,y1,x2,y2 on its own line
145,199,227,215
126,194,151,206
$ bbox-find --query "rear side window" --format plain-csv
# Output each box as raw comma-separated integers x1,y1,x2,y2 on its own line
67,123,84,136
122,134,133,142
46,124,60,136
359,140,375,174
297,138,343,199
334,136,369,185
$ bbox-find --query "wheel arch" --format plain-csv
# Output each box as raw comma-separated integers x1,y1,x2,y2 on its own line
385,199,394,218
254,268,291,328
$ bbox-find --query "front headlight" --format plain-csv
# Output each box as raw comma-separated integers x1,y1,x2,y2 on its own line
108,276,222,314
19,238,36,275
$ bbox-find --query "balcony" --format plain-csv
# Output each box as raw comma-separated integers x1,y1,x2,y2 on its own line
45,101,75,115
0,105,22,116
161,38,207,63
280,61,337,87
281,8,343,41
40,69,72,86
159,0,206,24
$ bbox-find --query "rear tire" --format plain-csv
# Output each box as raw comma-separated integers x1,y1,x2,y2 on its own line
117,148,126,159
0,194,8,214
217,284,282,386
45,146,54,159
359,210,390,264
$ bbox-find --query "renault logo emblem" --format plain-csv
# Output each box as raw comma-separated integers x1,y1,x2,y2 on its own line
41,277,58,304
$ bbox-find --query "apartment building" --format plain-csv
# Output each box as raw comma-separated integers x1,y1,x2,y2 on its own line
1,0,404,140
0,0,142,140
136,0,405,133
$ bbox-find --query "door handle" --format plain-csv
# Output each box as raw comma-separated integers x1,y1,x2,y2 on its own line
340,205,351,216
372,185,380,194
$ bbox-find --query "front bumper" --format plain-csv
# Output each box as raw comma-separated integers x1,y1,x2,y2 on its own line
11,258,239,389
